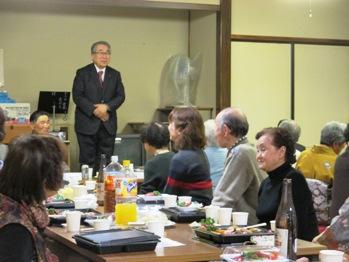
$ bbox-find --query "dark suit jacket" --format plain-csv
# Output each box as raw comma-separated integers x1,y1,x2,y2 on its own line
72,63,125,136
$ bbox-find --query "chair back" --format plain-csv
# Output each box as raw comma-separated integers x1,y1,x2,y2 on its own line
306,178,332,225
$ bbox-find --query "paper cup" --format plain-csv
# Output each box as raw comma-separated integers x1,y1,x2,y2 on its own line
88,168,93,180
177,196,192,206
66,211,81,232
72,185,87,198
205,205,220,223
319,250,344,262
162,194,177,208
232,212,249,226
85,180,96,191
147,220,165,237
218,207,232,226
93,218,110,231
270,220,276,232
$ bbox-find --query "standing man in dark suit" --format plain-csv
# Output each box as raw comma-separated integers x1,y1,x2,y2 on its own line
72,40,125,173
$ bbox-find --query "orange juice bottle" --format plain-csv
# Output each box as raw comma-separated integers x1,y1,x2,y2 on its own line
115,160,138,226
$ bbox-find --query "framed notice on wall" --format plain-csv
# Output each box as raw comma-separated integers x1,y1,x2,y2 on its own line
0,103,30,123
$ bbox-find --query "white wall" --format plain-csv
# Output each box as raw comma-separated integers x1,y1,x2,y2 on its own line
231,0,349,146
0,1,189,170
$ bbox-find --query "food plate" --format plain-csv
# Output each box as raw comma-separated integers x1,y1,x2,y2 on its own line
48,208,101,225
138,194,163,202
128,220,175,228
176,201,203,212
194,227,274,244
175,206,199,212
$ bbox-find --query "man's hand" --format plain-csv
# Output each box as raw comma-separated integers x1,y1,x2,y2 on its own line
93,104,109,121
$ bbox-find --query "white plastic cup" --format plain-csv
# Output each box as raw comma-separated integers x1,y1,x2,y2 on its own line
147,220,165,237
72,185,87,198
88,168,93,180
319,250,344,262
66,211,81,233
270,220,276,232
218,207,232,226
85,180,96,191
205,205,220,223
232,212,249,226
93,218,110,231
177,196,192,206
162,194,177,208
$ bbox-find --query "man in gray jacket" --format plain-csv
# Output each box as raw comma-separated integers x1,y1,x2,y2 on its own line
211,107,266,225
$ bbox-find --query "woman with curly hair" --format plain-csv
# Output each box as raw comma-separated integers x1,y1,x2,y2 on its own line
163,107,212,205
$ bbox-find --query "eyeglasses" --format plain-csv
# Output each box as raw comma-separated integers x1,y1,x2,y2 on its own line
94,51,111,56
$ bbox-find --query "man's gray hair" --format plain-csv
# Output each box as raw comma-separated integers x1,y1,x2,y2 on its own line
216,107,249,138
278,119,301,144
91,41,111,54
320,121,346,146
204,119,218,147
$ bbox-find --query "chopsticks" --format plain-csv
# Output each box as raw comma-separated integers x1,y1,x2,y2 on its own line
242,222,267,230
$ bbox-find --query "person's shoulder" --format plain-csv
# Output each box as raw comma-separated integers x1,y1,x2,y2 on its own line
77,63,94,73
232,143,256,159
106,66,120,74
173,149,200,160
158,151,175,159
289,168,307,184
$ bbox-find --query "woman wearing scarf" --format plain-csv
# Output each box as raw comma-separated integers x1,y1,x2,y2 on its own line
0,135,65,261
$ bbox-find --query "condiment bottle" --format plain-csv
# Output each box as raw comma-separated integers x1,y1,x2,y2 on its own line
275,178,297,260
104,155,123,213
96,154,107,206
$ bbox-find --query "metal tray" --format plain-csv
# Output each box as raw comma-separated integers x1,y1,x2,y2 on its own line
194,227,274,244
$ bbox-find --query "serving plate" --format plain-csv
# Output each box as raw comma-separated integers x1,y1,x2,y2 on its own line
48,208,101,225
194,227,274,244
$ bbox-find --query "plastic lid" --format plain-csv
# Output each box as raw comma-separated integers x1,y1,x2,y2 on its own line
123,160,130,167
111,155,119,162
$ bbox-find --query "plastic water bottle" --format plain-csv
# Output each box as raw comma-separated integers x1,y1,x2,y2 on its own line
104,155,124,213
114,160,138,226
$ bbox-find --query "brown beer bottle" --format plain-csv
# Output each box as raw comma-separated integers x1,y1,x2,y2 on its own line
275,178,297,260
96,154,107,206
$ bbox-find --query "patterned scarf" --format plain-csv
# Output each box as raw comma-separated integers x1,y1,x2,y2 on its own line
0,193,58,262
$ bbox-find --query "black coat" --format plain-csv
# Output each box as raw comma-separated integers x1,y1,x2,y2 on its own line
72,63,125,136
256,163,318,241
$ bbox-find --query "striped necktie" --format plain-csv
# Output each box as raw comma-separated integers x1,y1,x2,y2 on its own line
98,71,103,86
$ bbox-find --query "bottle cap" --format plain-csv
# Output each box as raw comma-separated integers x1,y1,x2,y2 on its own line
111,155,118,162
123,160,130,167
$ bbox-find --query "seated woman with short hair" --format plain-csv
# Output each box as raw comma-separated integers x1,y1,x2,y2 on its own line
255,127,318,241
139,121,175,194
0,135,65,261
